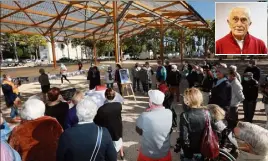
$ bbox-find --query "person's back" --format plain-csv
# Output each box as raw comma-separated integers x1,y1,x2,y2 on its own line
168,70,181,86
210,79,232,108
137,108,172,159
242,78,258,101
94,102,122,141
180,108,207,156
9,116,63,161
39,73,50,86
57,123,117,161
45,101,69,128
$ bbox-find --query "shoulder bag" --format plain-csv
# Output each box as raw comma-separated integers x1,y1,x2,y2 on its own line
90,126,103,161
200,110,219,159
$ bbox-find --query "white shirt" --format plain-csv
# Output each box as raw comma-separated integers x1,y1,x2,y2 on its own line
235,38,244,50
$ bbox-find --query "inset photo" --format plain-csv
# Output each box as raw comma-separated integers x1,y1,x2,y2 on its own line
215,2,267,55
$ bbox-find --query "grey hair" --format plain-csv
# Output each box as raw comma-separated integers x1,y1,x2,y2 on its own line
237,122,268,155
228,6,251,23
21,99,45,120
76,98,98,122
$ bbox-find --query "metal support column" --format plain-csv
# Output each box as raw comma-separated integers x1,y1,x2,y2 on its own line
113,1,119,63
50,31,57,68
160,18,164,63
93,34,97,66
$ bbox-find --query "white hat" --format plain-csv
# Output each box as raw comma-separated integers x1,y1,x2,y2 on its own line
148,90,165,105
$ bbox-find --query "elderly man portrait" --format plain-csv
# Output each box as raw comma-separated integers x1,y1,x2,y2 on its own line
216,6,267,54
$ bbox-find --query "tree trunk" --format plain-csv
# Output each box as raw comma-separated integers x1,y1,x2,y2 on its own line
13,38,18,60
76,48,78,60
35,47,38,60
67,44,70,59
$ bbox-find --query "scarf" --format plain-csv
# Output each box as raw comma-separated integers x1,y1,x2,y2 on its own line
215,77,228,87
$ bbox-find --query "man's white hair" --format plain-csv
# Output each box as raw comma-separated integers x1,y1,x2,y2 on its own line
237,122,268,155
76,98,98,122
21,99,45,120
228,6,251,22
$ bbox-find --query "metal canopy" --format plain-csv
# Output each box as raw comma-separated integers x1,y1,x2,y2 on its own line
0,1,208,41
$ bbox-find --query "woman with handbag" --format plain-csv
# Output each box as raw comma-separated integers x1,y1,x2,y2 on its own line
179,88,218,161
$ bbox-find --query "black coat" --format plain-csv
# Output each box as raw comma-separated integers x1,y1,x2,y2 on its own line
94,102,123,141
87,70,101,90
201,75,214,92
244,66,261,81
242,79,258,101
186,71,198,88
209,79,232,109
168,71,181,86
180,108,215,158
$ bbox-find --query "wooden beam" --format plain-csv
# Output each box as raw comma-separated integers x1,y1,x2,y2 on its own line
44,2,75,35
0,1,43,20
113,1,119,63
180,29,184,64
50,31,57,68
0,19,95,35
0,29,86,39
153,1,181,11
93,34,97,65
0,3,102,27
160,18,164,63
125,11,192,18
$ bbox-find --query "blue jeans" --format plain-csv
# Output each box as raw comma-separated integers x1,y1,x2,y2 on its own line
10,107,19,119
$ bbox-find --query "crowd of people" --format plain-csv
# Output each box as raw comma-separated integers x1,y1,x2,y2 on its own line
1,59,268,161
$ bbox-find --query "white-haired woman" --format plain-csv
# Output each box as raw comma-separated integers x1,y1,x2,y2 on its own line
8,99,63,161
57,98,117,161
234,122,268,161
229,65,241,82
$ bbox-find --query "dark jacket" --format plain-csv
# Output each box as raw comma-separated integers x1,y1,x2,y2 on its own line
45,102,69,129
201,75,214,92
209,79,232,109
165,65,172,84
261,82,268,104
168,71,181,86
64,105,78,129
87,70,101,90
244,66,261,81
2,83,17,106
114,69,121,83
242,79,259,101
186,71,198,88
56,123,117,161
180,108,214,158
94,102,123,141
139,67,154,84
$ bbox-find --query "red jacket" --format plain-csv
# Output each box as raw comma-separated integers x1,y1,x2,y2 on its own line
216,32,267,54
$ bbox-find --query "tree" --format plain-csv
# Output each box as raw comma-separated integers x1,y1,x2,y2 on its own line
71,38,82,60
27,35,47,59
63,37,71,59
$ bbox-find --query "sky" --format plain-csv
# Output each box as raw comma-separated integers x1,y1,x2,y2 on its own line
188,1,215,20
